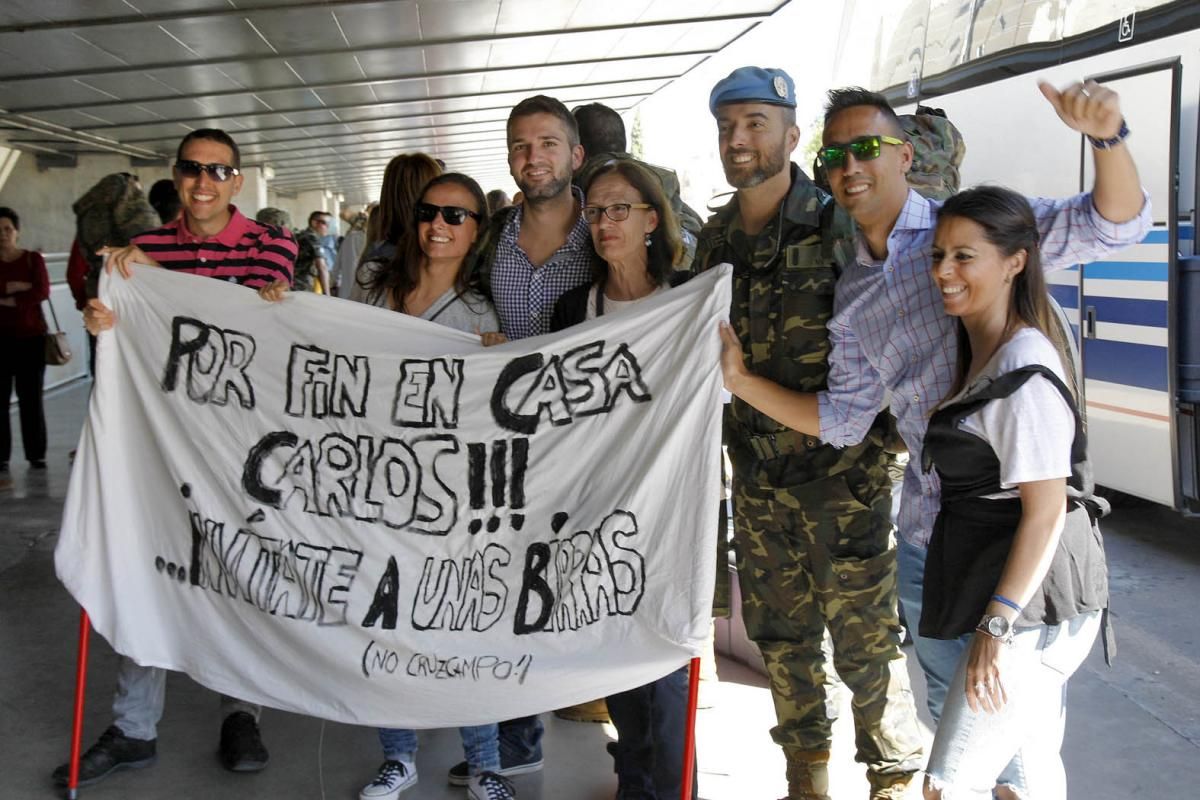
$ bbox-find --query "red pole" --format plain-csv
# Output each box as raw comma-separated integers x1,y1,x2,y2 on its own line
67,609,92,800
679,656,701,800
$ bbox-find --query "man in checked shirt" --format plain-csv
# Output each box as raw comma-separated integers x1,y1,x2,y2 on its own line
450,94,599,787
718,81,1149,794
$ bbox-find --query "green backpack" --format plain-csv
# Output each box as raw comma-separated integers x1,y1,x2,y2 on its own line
73,173,161,299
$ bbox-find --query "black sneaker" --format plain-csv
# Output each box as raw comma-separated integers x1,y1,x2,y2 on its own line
447,754,543,787
52,726,156,787
29,459,47,469
218,711,269,772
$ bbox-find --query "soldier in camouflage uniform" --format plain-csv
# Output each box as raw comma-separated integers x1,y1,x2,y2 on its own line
694,67,922,800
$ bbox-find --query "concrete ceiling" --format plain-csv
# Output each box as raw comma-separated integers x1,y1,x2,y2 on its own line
0,0,787,203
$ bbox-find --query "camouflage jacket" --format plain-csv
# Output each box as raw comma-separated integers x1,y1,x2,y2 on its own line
72,173,160,299
692,164,881,487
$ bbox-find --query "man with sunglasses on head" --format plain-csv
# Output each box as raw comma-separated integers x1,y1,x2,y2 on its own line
293,210,334,293
720,82,1149,784
57,128,296,790
691,67,923,800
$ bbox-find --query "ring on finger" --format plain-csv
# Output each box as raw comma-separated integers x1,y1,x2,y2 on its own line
974,681,987,695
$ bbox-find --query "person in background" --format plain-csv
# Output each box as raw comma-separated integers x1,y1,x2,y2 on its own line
920,186,1110,799
147,179,181,223
67,172,160,375
486,189,512,216
259,174,510,800
549,159,695,800
333,207,370,297
254,207,292,230
0,206,50,474
293,210,334,293
351,153,441,303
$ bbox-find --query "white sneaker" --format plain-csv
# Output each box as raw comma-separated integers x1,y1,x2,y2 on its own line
359,759,417,799
467,771,516,800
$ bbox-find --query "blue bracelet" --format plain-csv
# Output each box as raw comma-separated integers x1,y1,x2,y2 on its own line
991,594,1023,613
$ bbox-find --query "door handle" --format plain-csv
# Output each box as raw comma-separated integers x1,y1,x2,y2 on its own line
1085,306,1097,339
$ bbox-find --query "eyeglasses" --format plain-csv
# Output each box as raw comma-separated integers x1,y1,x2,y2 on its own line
415,202,482,226
582,203,653,224
174,160,241,182
816,135,905,169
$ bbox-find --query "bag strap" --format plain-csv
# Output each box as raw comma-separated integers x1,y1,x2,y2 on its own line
42,253,63,328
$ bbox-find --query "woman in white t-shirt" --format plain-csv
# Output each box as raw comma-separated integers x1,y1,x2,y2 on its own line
921,186,1109,800
549,158,696,800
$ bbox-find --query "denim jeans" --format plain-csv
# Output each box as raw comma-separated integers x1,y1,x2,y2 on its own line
112,656,259,740
378,724,500,773
926,610,1101,799
606,665,697,800
896,536,966,722
497,715,543,765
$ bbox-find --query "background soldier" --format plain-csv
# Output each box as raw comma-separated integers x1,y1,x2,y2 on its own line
694,66,923,800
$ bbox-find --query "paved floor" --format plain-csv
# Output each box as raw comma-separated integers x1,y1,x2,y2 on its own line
2,380,1198,799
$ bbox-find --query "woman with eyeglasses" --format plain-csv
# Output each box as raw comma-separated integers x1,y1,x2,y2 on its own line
549,158,696,800
258,173,508,800
920,186,1109,800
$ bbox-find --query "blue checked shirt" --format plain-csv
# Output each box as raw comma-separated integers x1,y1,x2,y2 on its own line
818,188,1151,547
489,189,594,340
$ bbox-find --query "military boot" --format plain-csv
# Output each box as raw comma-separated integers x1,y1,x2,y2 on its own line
781,748,832,800
868,770,916,799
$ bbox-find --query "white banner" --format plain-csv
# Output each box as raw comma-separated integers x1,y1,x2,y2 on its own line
56,264,729,728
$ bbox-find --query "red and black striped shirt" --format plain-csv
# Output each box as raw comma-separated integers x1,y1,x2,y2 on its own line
132,205,296,288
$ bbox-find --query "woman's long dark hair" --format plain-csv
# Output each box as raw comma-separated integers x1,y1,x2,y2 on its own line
938,185,1075,399
370,172,491,313
359,153,441,300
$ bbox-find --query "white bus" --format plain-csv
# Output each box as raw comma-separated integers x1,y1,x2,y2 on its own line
831,0,1200,515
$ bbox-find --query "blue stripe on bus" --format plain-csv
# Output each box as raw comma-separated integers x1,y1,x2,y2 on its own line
1083,262,1167,281
1082,339,1167,391
1143,228,1194,243
1082,296,1168,327
1049,284,1078,309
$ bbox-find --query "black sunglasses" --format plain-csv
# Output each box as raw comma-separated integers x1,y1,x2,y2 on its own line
416,202,482,225
816,135,904,169
175,160,241,182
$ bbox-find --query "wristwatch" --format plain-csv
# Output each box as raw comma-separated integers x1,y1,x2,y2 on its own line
1088,119,1130,150
976,614,1014,644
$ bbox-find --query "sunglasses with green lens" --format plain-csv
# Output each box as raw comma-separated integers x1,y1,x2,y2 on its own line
817,135,905,169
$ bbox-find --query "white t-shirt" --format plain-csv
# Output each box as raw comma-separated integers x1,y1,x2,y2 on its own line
585,284,665,320
940,327,1075,498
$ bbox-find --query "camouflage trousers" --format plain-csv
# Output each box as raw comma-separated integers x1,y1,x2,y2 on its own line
733,460,924,778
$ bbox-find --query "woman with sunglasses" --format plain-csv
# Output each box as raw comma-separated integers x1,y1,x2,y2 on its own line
549,159,695,800
350,152,442,304
262,174,508,800
920,186,1109,799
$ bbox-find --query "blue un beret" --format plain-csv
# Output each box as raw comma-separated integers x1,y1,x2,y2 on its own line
709,67,796,117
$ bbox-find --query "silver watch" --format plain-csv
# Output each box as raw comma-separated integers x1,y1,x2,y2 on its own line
976,614,1014,643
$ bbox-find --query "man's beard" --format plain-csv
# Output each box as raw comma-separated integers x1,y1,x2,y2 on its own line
723,143,788,189
517,169,572,203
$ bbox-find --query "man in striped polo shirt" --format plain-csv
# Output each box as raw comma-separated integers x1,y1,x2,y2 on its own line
57,128,297,789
